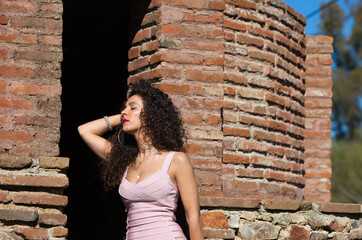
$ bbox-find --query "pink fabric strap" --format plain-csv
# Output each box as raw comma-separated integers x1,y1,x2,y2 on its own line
161,151,176,173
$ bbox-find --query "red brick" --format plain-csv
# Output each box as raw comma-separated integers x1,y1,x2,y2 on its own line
0,190,10,203
0,131,31,142
289,225,310,240
205,115,221,125
15,51,61,62
237,87,264,100
52,227,68,237
0,48,8,59
186,69,223,82
223,112,237,123
38,35,62,45
128,47,140,60
253,129,276,142
141,10,160,26
237,8,264,22
10,83,61,96
223,153,250,164
161,25,180,35
0,65,35,77
0,33,37,44
236,33,264,48
265,93,285,106
236,168,264,178
161,51,204,64
0,208,38,222
239,115,267,128
224,72,247,85
195,171,221,185
141,40,159,53
209,1,225,10
183,40,223,51
265,170,286,182
185,144,202,154
11,192,68,207
131,28,151,44
156,83,190,94
223,127,250,138
205,56,224,65
0,15,8,24
192,160,222,170
201,211,229,228
251,155,275,168
128,57,149,72
39,213,67,226
224,18,247,31
185,13,221,23
182,112,203,124
0,174,68,188
0,155,32,168
223,86,235,95
15,227,48,239
198,188,223,197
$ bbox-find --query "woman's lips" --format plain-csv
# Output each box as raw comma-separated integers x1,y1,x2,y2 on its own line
122,119,129,124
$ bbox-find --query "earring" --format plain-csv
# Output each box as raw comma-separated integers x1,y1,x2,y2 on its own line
117,128,123,145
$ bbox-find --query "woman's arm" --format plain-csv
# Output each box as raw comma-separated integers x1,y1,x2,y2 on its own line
171,152,203,240
78,114,121,160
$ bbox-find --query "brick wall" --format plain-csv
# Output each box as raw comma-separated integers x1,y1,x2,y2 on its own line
0,0,336,238
128,0,309,200
304,36,334,202
0,0,68,239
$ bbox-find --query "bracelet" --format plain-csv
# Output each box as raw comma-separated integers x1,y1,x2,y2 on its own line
103,116,113,131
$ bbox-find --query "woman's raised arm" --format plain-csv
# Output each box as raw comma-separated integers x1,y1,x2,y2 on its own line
78,114,121,160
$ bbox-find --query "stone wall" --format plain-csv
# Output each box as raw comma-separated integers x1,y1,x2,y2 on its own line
0,0,68,239
200,197,362,240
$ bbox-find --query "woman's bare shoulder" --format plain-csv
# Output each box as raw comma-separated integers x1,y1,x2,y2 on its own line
172,151,191,168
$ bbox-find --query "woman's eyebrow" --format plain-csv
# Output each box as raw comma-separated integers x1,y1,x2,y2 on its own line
127,102,139,106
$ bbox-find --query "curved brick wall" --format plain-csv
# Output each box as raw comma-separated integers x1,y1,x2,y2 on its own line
221,0,306,200
128,0,307,200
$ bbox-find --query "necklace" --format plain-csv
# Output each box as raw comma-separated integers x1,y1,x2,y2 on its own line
134,150,159,179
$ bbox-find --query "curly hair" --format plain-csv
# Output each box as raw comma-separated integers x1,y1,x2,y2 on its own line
100,80,186,191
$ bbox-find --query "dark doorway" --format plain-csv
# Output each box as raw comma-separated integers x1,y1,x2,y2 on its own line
60,0,130,239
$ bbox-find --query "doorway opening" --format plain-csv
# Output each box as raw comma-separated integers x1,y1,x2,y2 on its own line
60,0,130,238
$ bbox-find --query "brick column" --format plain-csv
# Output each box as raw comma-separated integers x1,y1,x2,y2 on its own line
0,0,68,238
127,0,308,200
128,0,225,197
304,36,334,202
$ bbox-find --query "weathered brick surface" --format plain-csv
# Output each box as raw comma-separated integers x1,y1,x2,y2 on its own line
0,0,68,237
127,0,313,201
304,36,334,202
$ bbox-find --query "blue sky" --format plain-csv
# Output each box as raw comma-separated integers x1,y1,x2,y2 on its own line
283,0,357,37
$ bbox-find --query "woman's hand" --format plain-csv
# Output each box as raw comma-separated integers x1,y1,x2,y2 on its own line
78,114,121,160
170,152,204,240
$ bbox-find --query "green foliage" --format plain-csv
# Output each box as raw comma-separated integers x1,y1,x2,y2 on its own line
319,0,362,139
331,138,362,203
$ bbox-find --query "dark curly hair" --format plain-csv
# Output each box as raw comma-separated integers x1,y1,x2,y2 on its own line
100,80,186,191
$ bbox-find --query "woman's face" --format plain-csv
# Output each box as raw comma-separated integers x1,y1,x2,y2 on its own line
121,95,144,135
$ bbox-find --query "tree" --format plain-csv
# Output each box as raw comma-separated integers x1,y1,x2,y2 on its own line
319,0,362,139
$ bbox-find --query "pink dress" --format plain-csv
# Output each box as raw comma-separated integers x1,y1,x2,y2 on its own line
119,151,187,240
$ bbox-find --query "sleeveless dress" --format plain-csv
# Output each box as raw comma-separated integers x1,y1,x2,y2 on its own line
118,151,187,240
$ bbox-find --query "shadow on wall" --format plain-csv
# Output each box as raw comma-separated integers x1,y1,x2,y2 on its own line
61,0,130,239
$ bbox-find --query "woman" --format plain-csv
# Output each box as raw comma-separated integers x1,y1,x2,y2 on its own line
78,80,203,240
